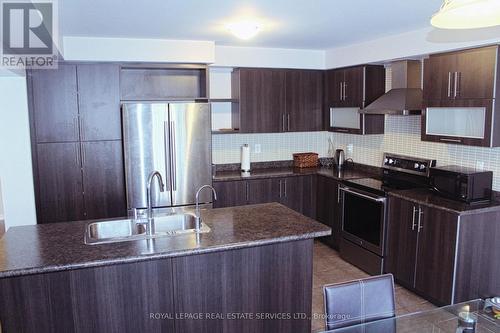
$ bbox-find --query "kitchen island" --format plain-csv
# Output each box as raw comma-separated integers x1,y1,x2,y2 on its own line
0,203,330,332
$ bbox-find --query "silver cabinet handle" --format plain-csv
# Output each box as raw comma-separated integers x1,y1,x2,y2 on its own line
79,116,84,141
75,144,80,167
455,71,461,98
440,138,462,143
343,82,347,101
279,180,282,198
245,181,249,202
287,114,290,132
339,187,386,203
447,72,452,98
340,82,343,101
73,117,79,141
453,72,459,98
284,179,287,198
170,121,177,191
282,114,286,132
337,186,341,204
417,207,423,232
81,142,85,166
412,206,418,230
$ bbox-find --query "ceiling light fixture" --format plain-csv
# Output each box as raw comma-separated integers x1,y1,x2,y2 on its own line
226,21,260,40
431,0,500,29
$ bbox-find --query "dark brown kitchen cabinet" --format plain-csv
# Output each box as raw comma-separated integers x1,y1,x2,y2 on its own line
285,70,323,132
325,65,385,134
231,68,286,133
423,46,498,101
422,46,500,147
385,196,419,287
386,195,458,305
120,66,208,100
247,178,280,205
28,62,127,223
213,180,248,208
35,141,126,223
36,142,85,223
414,205,458,305
213,176,314,218
421,99,498,147
82,141,126,220
279,175,315,218
77,64,122,141
315,175,341,249
30,64,79,143
231,68,323,133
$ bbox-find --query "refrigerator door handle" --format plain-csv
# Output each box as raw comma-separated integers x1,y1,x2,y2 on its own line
170,121,177,191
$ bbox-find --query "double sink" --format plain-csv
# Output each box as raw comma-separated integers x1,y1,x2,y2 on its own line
85,212,211,245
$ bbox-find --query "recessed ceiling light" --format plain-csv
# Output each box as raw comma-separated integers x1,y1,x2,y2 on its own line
431,0,500,29
226,21,260,40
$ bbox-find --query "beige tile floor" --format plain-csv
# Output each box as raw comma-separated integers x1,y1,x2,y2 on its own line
311,240,436,332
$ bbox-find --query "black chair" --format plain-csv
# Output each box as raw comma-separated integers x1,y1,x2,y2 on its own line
323,274,396,331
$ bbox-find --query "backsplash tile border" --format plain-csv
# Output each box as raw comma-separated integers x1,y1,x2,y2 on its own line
212,115,500,190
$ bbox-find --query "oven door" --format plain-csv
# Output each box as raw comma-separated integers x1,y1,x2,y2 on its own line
340,186,387,256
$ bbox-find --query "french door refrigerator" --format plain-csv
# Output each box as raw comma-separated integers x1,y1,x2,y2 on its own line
122,102,212,210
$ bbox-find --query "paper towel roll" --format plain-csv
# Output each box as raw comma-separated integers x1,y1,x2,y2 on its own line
241,144,251,172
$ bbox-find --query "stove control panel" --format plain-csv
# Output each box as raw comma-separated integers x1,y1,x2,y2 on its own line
383,153,436,177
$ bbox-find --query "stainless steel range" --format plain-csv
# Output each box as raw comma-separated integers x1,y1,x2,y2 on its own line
339,153,436,275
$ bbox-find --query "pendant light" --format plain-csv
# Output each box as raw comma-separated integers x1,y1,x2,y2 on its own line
431,0,500,29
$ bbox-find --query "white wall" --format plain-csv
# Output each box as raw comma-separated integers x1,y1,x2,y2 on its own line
0,72,37,230
0,178,4,220
325,26,500,69
63,36,215,63
214,45,325,69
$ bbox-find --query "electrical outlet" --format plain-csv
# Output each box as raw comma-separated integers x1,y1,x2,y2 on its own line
254,144,261,154
347,144,353,155
476,161,485,170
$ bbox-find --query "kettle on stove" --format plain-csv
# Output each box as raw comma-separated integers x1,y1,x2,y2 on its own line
334,149,345,169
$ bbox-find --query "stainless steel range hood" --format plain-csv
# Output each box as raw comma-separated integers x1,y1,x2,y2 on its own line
361,60,423,115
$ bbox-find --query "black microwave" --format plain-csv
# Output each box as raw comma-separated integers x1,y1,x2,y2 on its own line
430,165,493,203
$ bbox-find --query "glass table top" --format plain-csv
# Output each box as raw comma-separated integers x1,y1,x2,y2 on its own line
320,299,500,333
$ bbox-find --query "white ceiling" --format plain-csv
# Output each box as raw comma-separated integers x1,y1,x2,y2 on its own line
60,0,444,50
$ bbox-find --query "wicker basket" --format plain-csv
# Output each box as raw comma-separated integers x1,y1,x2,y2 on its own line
293,152,319,168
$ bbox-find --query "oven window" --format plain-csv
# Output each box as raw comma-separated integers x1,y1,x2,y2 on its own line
343,192,383,246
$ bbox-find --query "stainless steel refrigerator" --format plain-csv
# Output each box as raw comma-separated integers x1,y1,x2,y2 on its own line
122,102,212,210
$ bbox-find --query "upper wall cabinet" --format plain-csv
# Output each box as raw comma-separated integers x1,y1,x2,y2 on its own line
231,68,286,133
423,46,498,101
325,65,385,134
120,66,208,101
422,46,500,147
285,69,323,132
30,64,79,143
231,68,323,133
77,64,122,141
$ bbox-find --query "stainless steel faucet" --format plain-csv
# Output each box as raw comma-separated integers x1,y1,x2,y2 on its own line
195,185,217,231
145,171,165,236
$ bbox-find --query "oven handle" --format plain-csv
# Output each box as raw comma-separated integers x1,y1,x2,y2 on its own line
339,187,386,203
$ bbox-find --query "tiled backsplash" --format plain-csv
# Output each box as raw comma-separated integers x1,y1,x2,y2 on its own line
212,115,500,190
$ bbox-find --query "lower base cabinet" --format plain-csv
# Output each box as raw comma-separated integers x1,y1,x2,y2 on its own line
0,240,313,333
213,175,315,218
385,195,458,305
315,175,341,249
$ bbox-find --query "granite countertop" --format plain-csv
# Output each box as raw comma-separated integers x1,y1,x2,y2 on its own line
213,166,379,182
0,203,331,279
389,188,500,215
